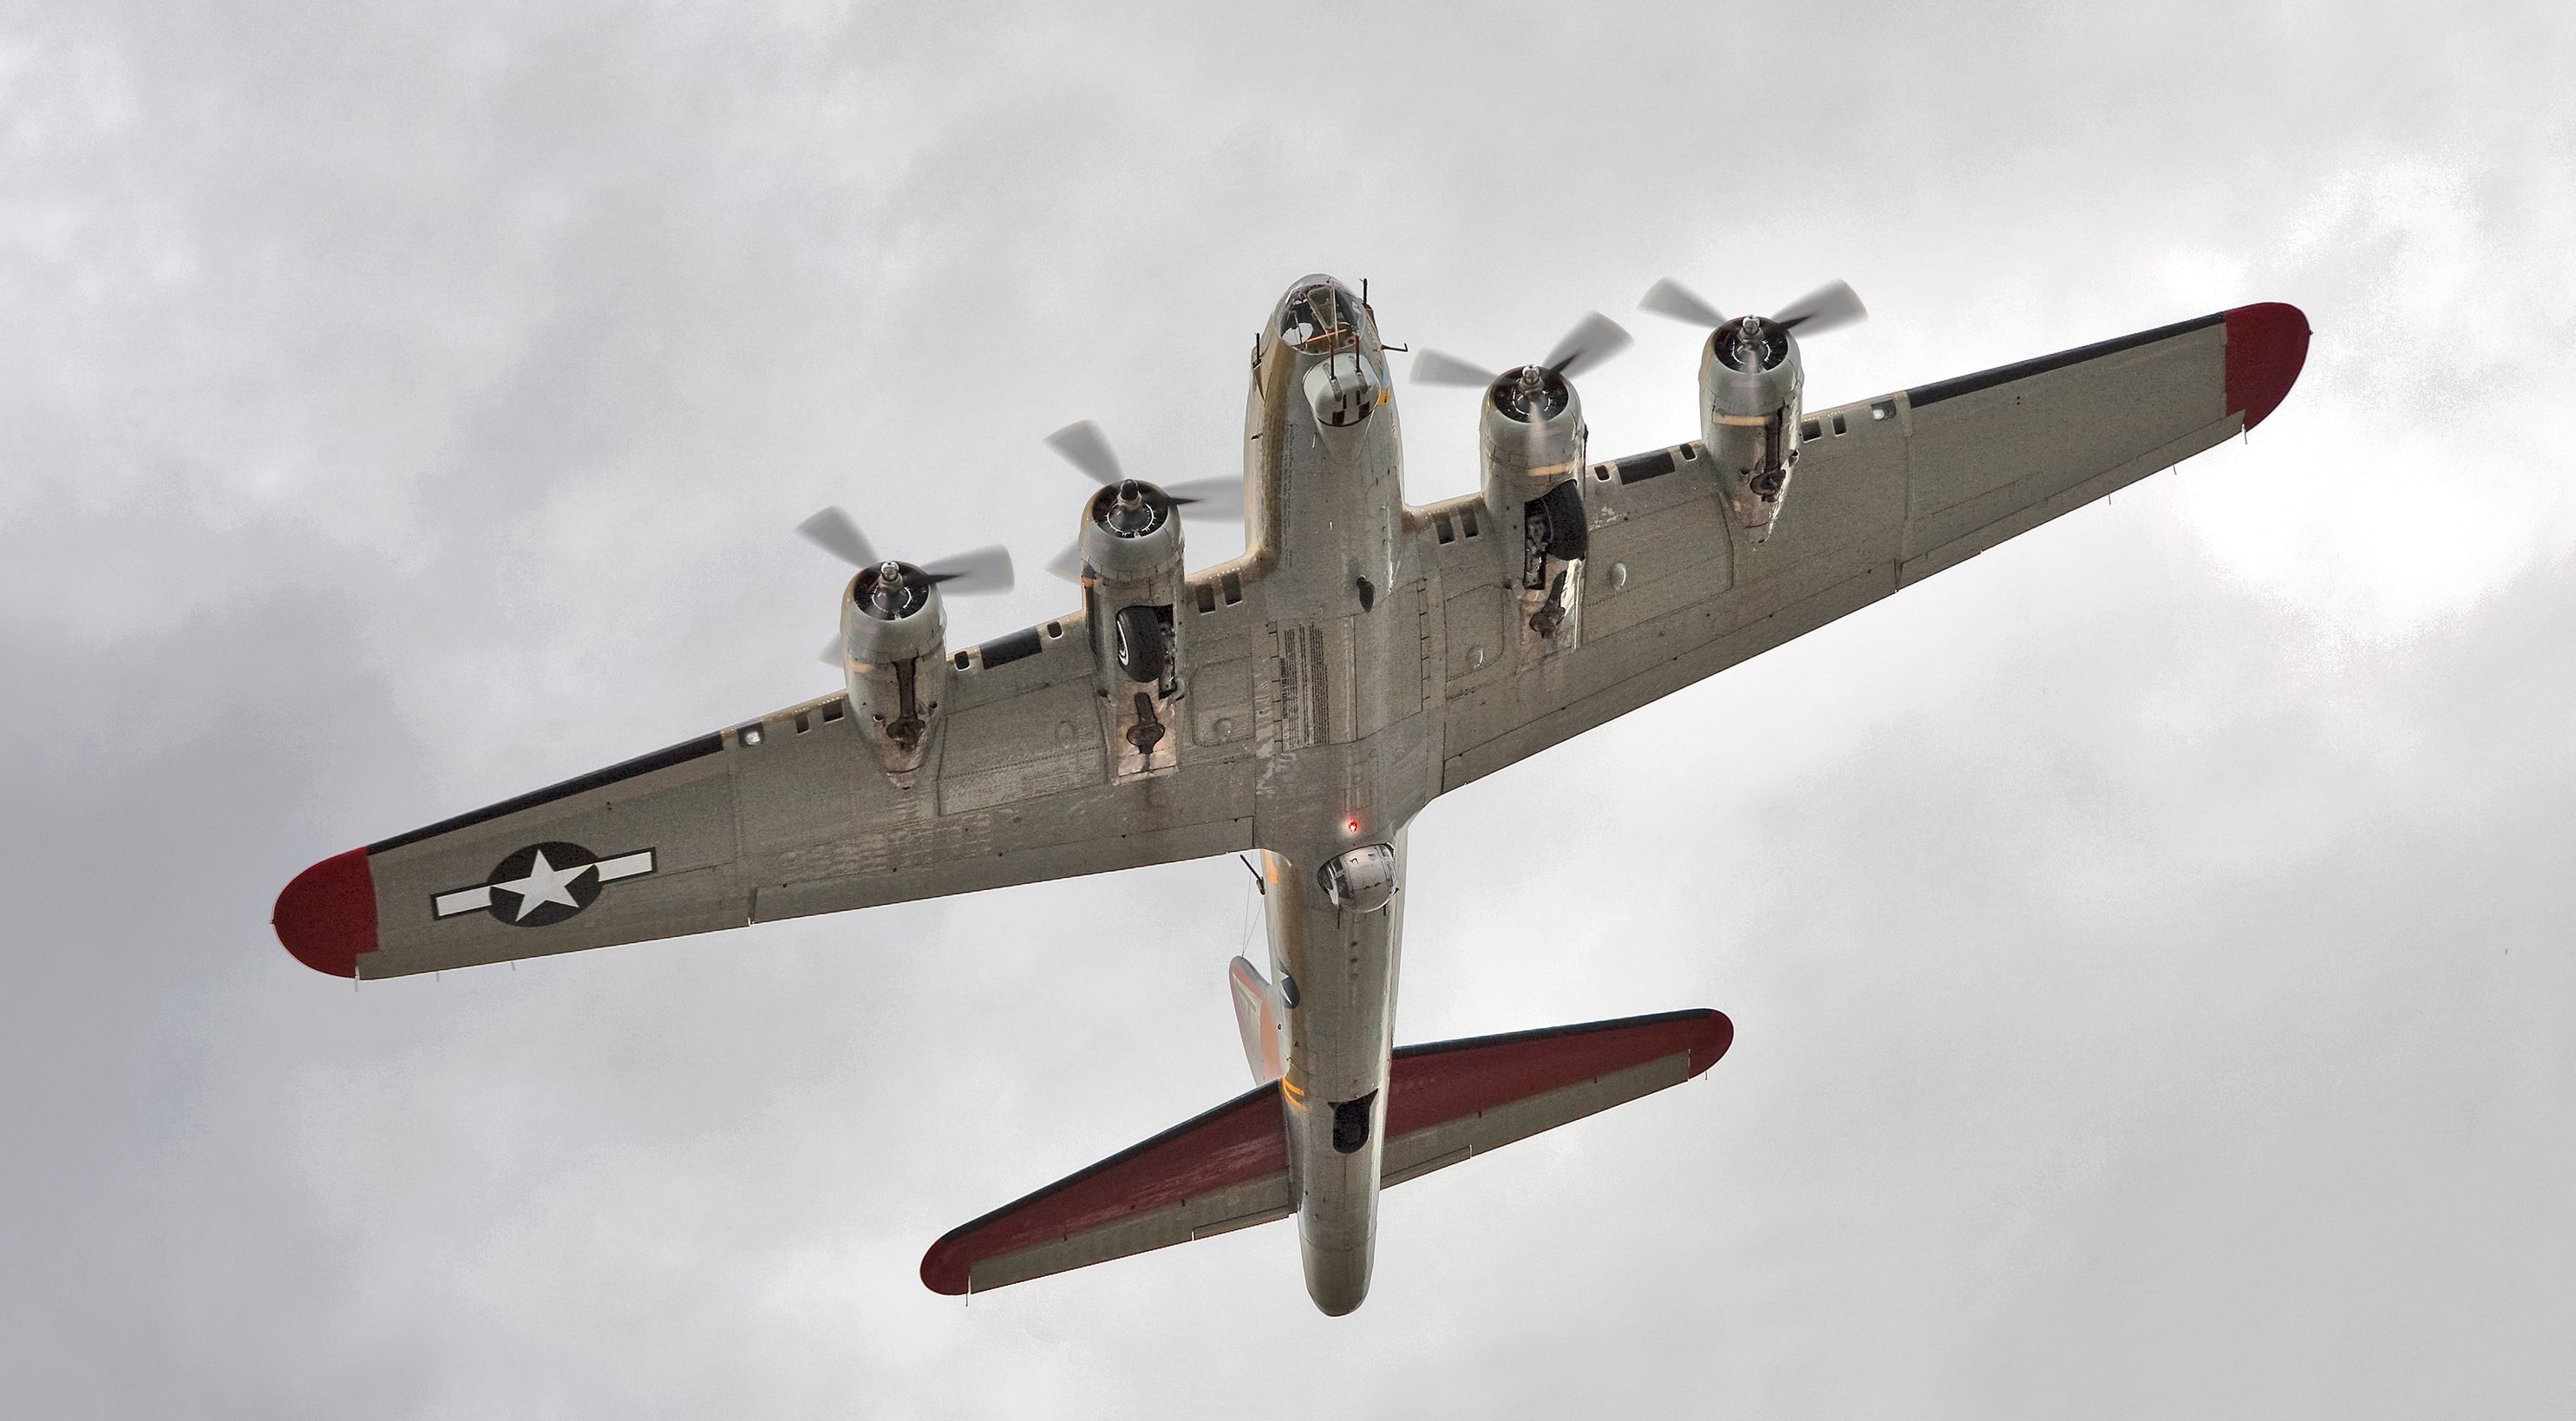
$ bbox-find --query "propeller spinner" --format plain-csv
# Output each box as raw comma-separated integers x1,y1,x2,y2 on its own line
1637,277,1868,337
1408,310,1635,390
1042,421,1244,581
798,508,1014,662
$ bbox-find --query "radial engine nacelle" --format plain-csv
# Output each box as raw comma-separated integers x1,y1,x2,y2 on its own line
1480,364,1587,512
840,560,949,781
1698,315,1805,543
1416,313,1628,647
1076,478,1188,775
1479,365,1592,642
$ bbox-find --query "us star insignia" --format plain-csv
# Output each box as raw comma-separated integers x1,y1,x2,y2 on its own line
433,841,657,927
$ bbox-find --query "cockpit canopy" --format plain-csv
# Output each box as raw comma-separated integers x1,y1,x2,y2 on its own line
1278,278,1370,354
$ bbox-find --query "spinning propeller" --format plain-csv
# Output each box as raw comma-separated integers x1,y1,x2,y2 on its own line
1042,420,1245,581
798,508,1014,662
1408,311,1635,389
1636,278,1868,337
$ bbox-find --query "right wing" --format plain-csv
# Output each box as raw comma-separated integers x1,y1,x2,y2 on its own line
1431,303,2310,790
274,612,1256,979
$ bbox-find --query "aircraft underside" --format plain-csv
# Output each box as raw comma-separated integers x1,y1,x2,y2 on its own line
274,270,2309,1315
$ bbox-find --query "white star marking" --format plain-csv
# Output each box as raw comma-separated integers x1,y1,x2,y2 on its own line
491,848,594,921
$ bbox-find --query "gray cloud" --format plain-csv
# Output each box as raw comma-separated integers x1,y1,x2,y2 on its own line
3,1,2572,1414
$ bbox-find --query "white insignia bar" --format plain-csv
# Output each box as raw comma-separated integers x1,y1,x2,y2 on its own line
433,844,659,925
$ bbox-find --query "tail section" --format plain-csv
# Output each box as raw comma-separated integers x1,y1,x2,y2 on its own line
920,1007,1730,1297
1226,956,1287,1086
1376,1010,1731,1188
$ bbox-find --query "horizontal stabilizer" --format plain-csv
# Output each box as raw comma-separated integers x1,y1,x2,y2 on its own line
919,1008,1730,1295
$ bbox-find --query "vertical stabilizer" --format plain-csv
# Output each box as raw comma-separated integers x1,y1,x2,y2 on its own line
1226,956,1287,1085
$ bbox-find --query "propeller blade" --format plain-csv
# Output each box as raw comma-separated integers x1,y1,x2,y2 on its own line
1410,350,1499,387
1772,279,1867,336
795,507,879,568
1544,311,1632,378
921,544,1015,594
1044,539,1086,583
820,635,845,668
1044,420,1125,486
1161,476,1245,520
1638,278,1727,328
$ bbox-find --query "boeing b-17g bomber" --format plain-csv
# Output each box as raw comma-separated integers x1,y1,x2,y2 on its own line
276,272,2309,1314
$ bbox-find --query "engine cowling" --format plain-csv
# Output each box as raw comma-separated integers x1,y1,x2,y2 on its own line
839,560,948,782
1076,479,1188,776
1698,315,1805,542
1479,365,1591,646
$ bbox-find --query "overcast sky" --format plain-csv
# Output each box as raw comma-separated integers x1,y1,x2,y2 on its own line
5,2,2573,1415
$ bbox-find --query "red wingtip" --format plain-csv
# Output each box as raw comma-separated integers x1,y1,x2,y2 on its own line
272,848,376,978
920,1236,971,1296
2223,302,2311,431
1687,1010,1735,1077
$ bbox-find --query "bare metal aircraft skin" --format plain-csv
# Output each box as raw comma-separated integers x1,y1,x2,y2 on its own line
275,272,2310,1314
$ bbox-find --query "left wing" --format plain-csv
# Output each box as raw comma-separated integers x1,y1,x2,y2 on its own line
1430,304,2309,791
274,612,1256,979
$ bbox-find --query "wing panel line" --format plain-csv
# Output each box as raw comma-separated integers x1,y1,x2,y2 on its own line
366,731,727,854
1904,311,2223,409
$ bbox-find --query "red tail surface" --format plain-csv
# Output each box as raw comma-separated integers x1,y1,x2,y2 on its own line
921,1008,1730,1295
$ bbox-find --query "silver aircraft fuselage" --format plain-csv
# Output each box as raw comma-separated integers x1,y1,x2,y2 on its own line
1226,276,1428,1314
272,252,2316,1318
